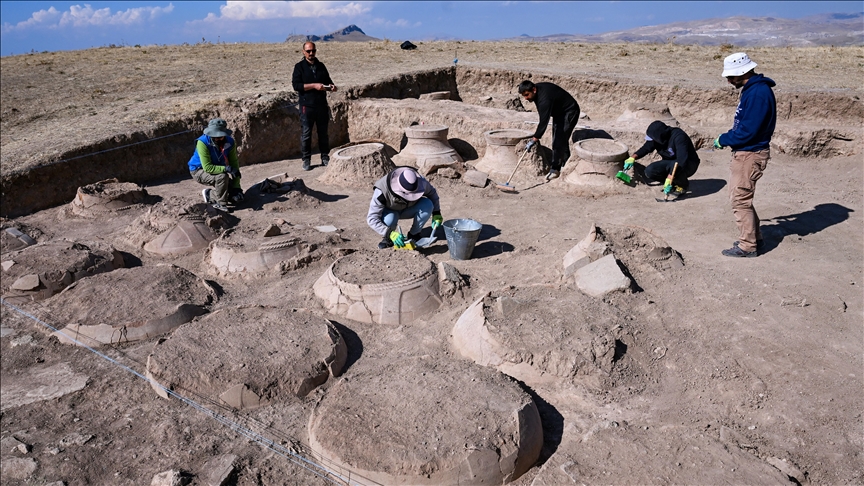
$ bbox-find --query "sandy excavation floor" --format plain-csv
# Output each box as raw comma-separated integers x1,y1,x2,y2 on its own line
1,41,863,485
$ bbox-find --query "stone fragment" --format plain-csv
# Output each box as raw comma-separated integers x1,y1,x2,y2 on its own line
496,296,521,317
11,274,40,291
574,254,631,298
0,327,16,338
766,457,809,484
151,470,190,486
0,457,38,479
1,260,15,271
315,225,338,233
463,170,488,187
1,436,27,453
59,433,93,446
10,334,33,347
219,384,264,410
437,167,458,178
205,454,238,486
0,362,89,412
263,223,281,237
45,482,66,486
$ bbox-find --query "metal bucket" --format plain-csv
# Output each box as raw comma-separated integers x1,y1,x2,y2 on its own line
442,219,482,260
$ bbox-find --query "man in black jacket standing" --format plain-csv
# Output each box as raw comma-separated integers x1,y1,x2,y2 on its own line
626,120,700,201
292,41,337,171
518,80,580,181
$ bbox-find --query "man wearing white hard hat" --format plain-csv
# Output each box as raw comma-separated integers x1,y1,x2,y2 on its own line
367,167,443,249
713,52,776,258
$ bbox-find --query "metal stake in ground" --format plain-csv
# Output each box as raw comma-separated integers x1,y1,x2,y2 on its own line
496,145,533,193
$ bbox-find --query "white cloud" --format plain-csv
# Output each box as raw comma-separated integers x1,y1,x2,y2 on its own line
214,1,370,21
368,17,421,29
3,3,174,32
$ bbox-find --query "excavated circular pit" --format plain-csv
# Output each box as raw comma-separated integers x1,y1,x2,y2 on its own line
1,239,124,304
565,139,630,186
41,264,215,347
317,142,396,188
69,179,148,218
146,306,347,410
453,286,625,385
473,129,543,183
313,250,440,325
391,124,463,176
307,356,543,484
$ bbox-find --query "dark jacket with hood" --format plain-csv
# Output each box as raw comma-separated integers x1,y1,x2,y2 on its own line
634,121,700,173
531,82,580,140
718,73,776,152
292,58,334,108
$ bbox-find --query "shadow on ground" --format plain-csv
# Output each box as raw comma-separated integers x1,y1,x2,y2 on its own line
760,203,854,254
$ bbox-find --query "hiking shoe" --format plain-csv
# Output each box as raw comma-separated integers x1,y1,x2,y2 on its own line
545,169,560,181
302,160,312,171
321,157,330,167
378,237,394,250
721,246,757,258
230,191,245,204
734,240,766,251
202,188,212,204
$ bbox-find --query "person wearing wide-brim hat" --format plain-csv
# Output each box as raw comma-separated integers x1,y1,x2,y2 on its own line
187,118,243,212
367,167,443,249
712,52,777,258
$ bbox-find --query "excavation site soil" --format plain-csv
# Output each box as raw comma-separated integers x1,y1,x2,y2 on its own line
1,41,862,485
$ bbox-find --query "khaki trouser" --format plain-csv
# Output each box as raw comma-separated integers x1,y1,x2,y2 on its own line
192,169,231,204
729,149,769,252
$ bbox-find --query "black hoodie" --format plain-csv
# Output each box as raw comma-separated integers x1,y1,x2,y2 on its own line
634,121,699,172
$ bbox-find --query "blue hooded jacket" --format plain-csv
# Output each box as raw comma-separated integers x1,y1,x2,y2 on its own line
718,74,776,152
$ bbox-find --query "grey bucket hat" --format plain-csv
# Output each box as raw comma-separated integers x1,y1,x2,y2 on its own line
204,118,232,137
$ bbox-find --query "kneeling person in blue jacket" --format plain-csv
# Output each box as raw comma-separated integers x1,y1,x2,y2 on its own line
367,167,443,249
188,118,242,211
626,120,700,201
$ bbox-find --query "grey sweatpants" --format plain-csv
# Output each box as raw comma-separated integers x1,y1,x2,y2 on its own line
192,169,231,204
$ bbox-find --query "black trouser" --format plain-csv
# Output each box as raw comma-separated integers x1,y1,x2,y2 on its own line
300,104,330,162
644,159,700,189
551,108,580,170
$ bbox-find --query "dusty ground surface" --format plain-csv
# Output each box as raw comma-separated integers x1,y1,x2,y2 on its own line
1,41,863,485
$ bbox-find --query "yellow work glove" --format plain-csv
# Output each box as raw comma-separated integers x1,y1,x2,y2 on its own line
431,213,443,230
623,157,635,171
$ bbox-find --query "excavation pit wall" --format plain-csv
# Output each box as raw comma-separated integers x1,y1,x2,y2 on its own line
2,66,859,218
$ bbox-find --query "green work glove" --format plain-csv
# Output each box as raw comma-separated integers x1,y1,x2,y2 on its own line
389,231,405,248
623,157,635,171
713,138,724,150
431,213,443,230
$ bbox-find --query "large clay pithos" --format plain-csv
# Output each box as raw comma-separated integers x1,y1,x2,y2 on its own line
564,138,630,186
391,124,463,176
473,129,541,183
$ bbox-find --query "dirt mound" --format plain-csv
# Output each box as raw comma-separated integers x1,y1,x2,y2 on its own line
317,142,396,188
147,306,346,409
308,355,542,484
453,286,628,385
332,249,433,285
39,264,215,346
1,239,123,304
69,179,148,218
118,197,231,251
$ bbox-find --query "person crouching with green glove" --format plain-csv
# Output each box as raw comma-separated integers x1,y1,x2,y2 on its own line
625,120,700,201
188,118,243,212
367,167,442,249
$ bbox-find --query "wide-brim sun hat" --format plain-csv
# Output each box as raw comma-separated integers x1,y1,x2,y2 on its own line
722,52,758,77
204,118,232,137
390,167,424,201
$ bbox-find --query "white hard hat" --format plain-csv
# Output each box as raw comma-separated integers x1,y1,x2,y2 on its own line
722,52,758,77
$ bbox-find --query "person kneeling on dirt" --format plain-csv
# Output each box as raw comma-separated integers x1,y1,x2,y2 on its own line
188,118,243,212
626,120,700,201
367,167,443,249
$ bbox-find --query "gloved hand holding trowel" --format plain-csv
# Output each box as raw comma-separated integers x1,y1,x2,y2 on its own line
367,167,443,250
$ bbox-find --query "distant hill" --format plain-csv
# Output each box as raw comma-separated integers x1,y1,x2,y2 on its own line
506,13,864,47
286,25,380,43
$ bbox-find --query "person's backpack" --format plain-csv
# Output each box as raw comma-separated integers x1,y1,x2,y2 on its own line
400,41,417,50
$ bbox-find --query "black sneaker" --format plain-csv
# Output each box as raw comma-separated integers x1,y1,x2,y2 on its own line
545,169,560,181
321,157,330,167
378,237,394,249
734,240,765,252
722,246,757,258
302,160,311,171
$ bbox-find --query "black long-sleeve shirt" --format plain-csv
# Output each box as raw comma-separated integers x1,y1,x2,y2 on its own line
634,121,700,172
292,58,334,108
532,82,579,139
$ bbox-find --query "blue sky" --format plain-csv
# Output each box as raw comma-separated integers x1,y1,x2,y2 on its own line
1,1,861,56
